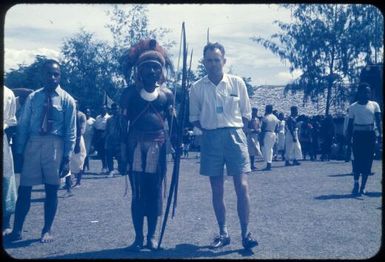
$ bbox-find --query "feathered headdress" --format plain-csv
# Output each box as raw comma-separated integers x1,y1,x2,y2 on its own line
120,39,173,84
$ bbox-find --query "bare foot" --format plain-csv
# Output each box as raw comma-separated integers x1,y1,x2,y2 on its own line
40,232,54,243
2,228,12,236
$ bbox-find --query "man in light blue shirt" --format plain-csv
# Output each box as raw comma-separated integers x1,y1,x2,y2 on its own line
5,59,76,243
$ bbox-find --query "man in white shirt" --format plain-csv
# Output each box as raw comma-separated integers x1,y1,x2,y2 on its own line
93,106,110,173
3,86,18,235
261,105,280,171
189,42,258,250
285,106,302,166
346,83,382,195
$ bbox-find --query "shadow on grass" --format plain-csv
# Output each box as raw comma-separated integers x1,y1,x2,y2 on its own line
314,194,364,200
315,191,381,200
31,197,45,203
3,238,40,249
46,243,255,259
328,173,353,177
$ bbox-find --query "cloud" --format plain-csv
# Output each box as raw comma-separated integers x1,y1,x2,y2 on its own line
276,69,303,82
4,3,294,85
4,48,60,72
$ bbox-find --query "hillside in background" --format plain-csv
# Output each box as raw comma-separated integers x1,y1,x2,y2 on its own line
250,85,349,116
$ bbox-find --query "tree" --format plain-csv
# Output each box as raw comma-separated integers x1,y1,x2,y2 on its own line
242,76,256,97
196,59,207,79
60,28,116,113
4,55,48,90
252,4,383,115
105,4,175,86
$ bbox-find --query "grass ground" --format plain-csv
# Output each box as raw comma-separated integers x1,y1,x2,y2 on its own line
2,153,382,259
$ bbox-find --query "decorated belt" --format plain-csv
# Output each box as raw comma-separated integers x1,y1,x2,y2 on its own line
132,130,166,142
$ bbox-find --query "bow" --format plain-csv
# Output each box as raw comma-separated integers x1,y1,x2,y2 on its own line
158,22,191,250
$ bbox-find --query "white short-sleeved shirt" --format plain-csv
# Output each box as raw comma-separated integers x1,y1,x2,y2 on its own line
189,74,251,130
3,86,17,130
348,101,381,125
262,114,280,132
94,113,111,130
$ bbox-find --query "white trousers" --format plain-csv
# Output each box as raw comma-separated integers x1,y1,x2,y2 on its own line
285,130,302,161
263,132,276,164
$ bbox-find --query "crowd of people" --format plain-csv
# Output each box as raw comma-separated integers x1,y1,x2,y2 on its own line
2,39,382,254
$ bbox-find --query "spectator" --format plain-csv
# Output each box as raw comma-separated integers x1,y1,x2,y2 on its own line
93,106,110,174
3,86,18,235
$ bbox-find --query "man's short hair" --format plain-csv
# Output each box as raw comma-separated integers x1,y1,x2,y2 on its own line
357,82,371,92
290,106,298,112
42,59,60,70
265,105,273,113
203,42,225,57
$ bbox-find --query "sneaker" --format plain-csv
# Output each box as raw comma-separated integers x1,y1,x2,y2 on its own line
210,234,230,249
106,171,114,178
242,232,258,249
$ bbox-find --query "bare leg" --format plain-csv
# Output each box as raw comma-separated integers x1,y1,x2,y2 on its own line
232,174,250,239
209,176,228,236
41,184,59,243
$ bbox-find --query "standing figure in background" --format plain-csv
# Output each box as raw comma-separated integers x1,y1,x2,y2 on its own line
182,128,193,158
247,107,262,171
70,103,87,188
285,106,302,166
3,86,18,235
93,106,110,174
346,83,382,195
276,112,286,161
105,103,123,178
260,105,279,171
310,116,321,161
83,108,95,172
320,115,335,161
299,116,313,160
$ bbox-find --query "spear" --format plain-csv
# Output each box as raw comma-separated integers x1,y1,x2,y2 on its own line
158,22,189,250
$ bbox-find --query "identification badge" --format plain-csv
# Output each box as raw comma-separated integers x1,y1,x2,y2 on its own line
216,106,223,113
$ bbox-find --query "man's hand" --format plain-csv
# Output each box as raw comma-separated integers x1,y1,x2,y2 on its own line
74,142,80,154
59,156,70,178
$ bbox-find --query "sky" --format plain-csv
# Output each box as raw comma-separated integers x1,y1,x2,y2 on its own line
3,3,302,86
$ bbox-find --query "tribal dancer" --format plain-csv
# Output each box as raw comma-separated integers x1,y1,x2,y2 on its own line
120,39,177,251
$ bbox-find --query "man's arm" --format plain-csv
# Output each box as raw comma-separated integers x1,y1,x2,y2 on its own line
375,112,382,142
16,94,32,154
63,96,77,160
346,118,354,144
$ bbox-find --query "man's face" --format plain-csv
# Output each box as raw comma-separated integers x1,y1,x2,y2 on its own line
291,108,298,117
139,61,162,89
358,86,371,101
203,48,226,77
43,63,61,90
